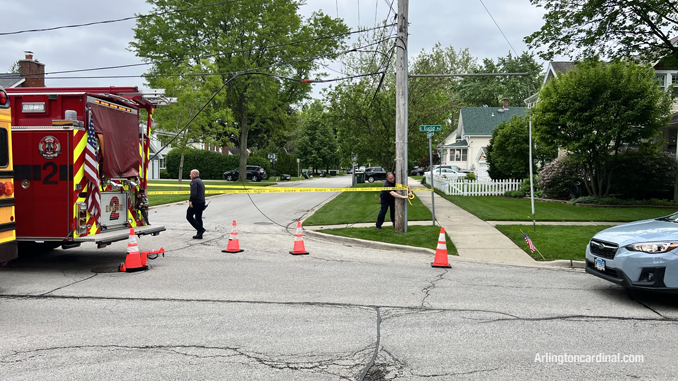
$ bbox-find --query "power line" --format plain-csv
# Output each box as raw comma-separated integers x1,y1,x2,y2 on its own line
35,37,395,80
148,68,384,161
478,0,518,56
0,0,246,37
1,24,396,79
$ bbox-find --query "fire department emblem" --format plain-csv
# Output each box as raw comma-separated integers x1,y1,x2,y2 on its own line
38,135,62,159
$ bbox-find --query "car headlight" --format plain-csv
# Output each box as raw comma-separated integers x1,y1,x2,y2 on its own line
625,242,678,253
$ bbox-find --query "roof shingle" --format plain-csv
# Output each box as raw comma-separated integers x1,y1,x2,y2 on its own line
460,107,527,136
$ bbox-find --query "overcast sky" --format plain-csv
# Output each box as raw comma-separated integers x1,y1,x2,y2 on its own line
0,0,548,95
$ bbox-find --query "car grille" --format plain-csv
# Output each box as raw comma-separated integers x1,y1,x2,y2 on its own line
589,239,619,260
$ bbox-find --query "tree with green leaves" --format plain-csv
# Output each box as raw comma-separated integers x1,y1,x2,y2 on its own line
132,0,348,181
327,43,476,171
456,52,544,108
486,115,557,179
525,0,678,64
532,59,672,197
150,61,232,183
296,101,338,173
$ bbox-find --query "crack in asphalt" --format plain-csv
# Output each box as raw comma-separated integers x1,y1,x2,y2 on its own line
627,291,667,319
3,293,672,324
359,307,381,381
37,274,98,296
0,343,369,379
421,269,449,308
411,366,502,378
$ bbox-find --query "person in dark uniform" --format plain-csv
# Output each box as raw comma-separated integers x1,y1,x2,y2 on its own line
376,172,412,229
187,169,206,239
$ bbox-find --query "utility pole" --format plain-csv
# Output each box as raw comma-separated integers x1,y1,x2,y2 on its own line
395,0,409,233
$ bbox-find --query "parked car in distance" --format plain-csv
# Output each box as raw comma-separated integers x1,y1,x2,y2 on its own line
586,212,678,291
223,165,267,182
279,174,291,181
364,167,388,183
437,168,466,179
346,168,353,174
410,167,425,176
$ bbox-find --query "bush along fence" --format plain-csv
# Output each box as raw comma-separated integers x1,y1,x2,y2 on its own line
426,175,521,196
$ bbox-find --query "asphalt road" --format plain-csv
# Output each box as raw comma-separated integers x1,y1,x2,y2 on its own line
1,175,678,380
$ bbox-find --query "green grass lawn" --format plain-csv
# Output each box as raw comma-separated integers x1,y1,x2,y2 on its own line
495,225,614,261
304,183,433,225
439,193,673,222
320,225,457,255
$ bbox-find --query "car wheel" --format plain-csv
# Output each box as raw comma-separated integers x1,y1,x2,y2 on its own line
251,176,259,182
368,176,375,183
226,175,233,181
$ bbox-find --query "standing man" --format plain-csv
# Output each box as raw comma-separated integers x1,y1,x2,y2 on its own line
187,169,206,239
376,172,411,229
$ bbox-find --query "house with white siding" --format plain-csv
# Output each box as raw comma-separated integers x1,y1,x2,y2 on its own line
438,99,526,180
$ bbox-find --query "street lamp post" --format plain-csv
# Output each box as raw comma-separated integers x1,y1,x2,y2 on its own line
297,158,300,179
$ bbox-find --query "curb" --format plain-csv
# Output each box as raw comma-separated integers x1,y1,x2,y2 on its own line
304,229,587,271
304,229,436,256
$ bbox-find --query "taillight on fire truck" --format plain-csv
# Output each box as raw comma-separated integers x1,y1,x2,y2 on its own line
77,202,87,234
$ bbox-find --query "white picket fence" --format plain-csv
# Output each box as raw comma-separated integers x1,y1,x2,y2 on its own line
426,175,522,196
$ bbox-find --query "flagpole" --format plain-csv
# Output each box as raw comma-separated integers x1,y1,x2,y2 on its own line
520,229,545,260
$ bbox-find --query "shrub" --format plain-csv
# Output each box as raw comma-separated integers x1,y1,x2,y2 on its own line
571,196,678,206
504,190,525,198
165,148,241,179
538,157,586,200
421,176,427,185
159,170,171,179
608,149,678,200
464,172,476,180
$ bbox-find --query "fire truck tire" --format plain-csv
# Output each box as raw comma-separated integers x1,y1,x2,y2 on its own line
18,241,62,255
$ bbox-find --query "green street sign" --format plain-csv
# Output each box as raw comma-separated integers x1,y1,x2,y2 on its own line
419,125,441,132
427,131,434,138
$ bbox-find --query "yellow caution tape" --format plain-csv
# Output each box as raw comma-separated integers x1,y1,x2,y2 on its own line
147,184,430,195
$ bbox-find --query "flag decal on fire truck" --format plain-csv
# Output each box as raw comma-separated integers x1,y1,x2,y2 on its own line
85,113,101,224
38,135,61,159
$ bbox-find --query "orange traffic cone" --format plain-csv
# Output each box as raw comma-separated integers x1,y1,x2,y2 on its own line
431,227,451,268
222,220,244,253
119,227,148,272
289,221,309,255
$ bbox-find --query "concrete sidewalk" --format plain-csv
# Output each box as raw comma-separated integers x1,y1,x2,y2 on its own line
411,182,536,265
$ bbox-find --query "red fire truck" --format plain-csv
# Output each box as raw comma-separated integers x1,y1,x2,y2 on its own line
5,87,165,252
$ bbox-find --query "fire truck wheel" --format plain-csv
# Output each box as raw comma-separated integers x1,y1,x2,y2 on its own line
18,241,62,255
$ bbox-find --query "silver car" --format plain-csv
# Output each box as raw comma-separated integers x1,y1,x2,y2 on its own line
586,212,678,291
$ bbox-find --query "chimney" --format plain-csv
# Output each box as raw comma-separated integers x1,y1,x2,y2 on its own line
502,98,509,110
19,51,46,87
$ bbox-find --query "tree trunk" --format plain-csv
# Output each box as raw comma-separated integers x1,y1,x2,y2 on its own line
178,151,185,188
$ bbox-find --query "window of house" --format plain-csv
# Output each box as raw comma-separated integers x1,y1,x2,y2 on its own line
669,128,677,154
449,148,467,162
656,74,667,91
671,73,678,94
159,158,166,169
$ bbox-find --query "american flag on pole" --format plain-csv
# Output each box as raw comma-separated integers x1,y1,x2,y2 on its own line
85,114,101,222
522,231,536,253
